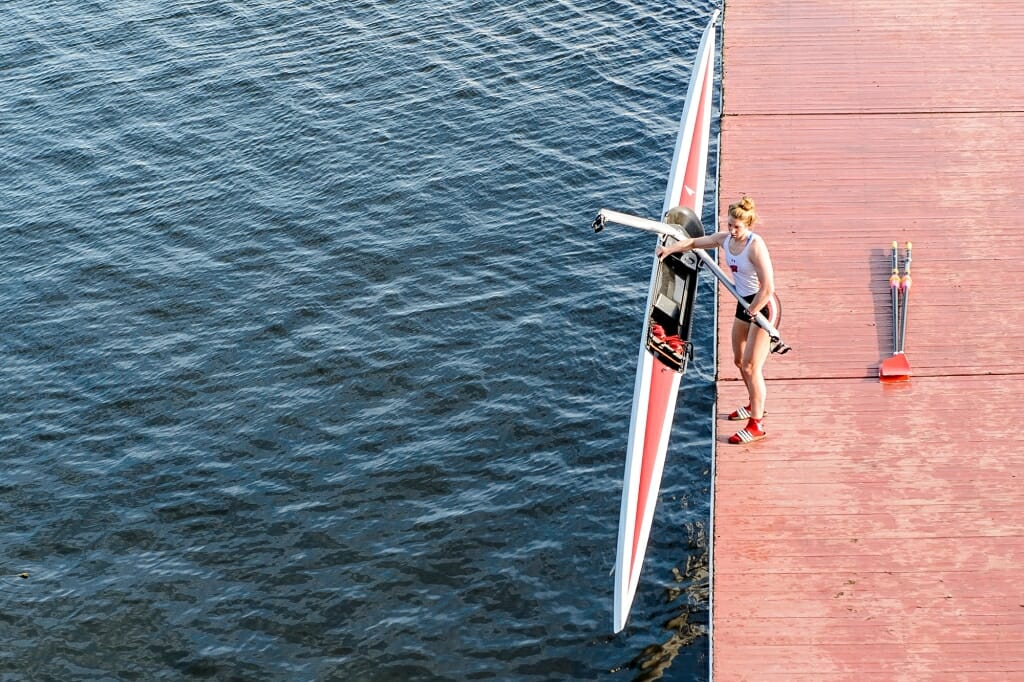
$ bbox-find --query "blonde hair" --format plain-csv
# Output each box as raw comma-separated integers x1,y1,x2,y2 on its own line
728,196,758,228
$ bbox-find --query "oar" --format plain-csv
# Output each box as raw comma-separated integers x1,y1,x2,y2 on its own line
889,241,900,356
879,240,912,381
592,208,791,354
898,241,912,352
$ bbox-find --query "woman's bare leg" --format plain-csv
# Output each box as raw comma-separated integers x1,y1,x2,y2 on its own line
732,320,752,403
742,324,773,419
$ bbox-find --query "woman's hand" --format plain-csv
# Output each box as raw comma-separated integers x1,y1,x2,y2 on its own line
656,240,687,260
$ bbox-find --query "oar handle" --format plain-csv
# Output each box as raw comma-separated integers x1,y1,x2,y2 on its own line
902,241,913,288
594,209,792,354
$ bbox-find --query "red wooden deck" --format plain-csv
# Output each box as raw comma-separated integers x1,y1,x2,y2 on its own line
711,1,1024,679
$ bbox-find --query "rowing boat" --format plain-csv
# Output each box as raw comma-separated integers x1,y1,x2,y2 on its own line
608,11,718,633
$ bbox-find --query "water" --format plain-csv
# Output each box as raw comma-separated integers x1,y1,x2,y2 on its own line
0,1,721,679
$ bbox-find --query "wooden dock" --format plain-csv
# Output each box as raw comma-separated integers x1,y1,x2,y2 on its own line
711,1,1024,678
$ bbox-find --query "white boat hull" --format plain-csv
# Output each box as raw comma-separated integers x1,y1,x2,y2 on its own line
613,10,718,633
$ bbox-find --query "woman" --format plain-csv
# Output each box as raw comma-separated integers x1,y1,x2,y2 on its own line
656,196,780,444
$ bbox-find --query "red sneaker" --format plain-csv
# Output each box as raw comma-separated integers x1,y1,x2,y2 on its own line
729,418,766,444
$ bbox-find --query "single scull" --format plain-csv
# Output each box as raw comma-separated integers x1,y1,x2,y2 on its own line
599,11,719,634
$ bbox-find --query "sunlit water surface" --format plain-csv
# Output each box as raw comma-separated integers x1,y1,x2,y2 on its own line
0,1,721,679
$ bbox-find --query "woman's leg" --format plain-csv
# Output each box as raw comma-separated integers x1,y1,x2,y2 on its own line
741,323,773,419
732,319,751,398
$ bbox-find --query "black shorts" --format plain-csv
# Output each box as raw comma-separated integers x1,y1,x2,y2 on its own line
735,293,782,327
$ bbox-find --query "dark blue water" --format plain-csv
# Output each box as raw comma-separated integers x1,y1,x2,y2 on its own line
0,1,720,679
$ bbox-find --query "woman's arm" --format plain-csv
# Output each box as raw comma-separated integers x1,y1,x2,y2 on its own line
656,232,726,260
745,239,776,316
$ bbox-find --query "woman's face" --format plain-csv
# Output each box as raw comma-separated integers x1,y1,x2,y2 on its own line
727,216,748,239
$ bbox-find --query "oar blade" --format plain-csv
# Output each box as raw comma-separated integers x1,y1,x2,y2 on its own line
879,352,911,382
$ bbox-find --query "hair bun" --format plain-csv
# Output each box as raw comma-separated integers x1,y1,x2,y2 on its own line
727,195,759,227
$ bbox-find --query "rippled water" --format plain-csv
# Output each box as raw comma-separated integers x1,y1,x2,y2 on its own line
1,1,720,679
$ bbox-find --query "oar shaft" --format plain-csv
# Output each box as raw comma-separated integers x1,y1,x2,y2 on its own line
898,241,912,353
889,241,900,355
596,209,790,352
693,249,785,345
598,209,682,239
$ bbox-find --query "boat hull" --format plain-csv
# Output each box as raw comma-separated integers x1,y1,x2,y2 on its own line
613,11,718,634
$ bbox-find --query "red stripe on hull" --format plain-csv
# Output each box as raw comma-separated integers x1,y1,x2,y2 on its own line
629,356,676,583
679,60,712,211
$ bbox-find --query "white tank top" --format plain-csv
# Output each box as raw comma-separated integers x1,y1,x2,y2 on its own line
724,233,761,297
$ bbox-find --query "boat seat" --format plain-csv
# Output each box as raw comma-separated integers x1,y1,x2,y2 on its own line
654,293,680,322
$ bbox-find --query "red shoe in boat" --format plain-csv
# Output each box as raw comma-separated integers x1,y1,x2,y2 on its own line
729,418,766,444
